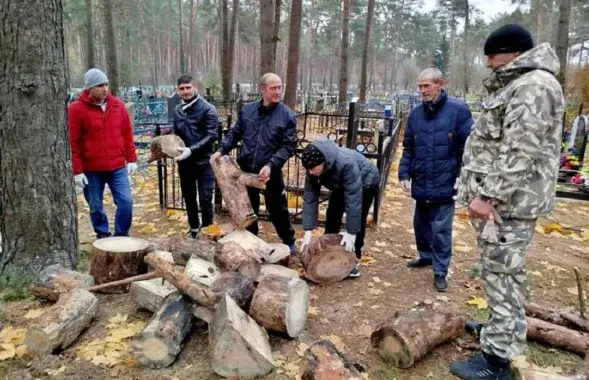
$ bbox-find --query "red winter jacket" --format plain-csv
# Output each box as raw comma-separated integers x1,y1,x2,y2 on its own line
68,91,137,174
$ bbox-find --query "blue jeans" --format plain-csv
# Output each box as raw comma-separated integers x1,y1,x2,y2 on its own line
83,168,133,238
413,201,455,276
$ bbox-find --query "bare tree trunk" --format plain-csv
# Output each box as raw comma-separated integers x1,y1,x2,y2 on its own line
259,0,275,75
338,0,350,104
359,0,375,102
178,0,186,73
284,0,302,109
188,0,195,74
0,0,79,275
306,0,316,92
85,0,95,69
272,0,281,66
555,0,572,88
463,0,469,95
228,0,239,98
221,0,229,100
103,0,119,95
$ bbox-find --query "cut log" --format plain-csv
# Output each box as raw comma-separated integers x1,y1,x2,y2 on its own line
526,303,589,333
193,305,213,324
131,292,193,368
267,243,291,265
370,310,464,368
130,278,177,313
257,264,300,283
30,265,95,301
144,252,220,310
526,316,589,355
210,155,266,229
147,236,216,264
299,340,363,380
90,236,153,293
185,256,220,287
147,134,185,163
214,241,261,281
25,289,98,355
249,274,309,338
300,234,357,284
209,294,275,379
210,272,255,311
514,367,583,380
217,229,274,261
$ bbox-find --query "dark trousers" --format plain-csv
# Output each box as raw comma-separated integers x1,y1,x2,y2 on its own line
413,201,455,276
246,170,295,246
178,160,215,230
324,185,378,259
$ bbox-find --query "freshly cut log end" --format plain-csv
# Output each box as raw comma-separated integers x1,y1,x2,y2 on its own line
218,229,273,261
185,256,220,287
299,340,363,380
30,264,95,301
300,234,357,284
147,134,185,163
514,366,579,380
267,243,291,265
148,236,216,264
131,292,193,369
25,289,98,355
257,264,300,283
210,272,255,311
130,278,177,313
249,274,309,338
90,236,153,293
370,310,464,369
209,294,275,379
215,241,261,281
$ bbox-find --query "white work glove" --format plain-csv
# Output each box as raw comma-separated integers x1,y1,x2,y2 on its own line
126,162,138,174
74,173,88,188
401,180,411,192
175,147,192,162
300,231,313,252
481,208,503,243
339,231,356,252
452,177,460,201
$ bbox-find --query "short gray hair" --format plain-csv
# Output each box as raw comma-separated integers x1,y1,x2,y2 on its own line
259,72,281,86
418,67,444,83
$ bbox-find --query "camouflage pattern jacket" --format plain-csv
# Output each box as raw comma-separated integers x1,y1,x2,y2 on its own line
458,43,564,219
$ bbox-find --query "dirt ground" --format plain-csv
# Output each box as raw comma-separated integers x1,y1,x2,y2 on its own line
2,147,589,380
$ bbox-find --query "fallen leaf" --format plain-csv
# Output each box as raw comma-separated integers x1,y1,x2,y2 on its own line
296,342,309,357
409,244,417,250
0,326,26,345
370,288,383,295
308,306,319,315
383,282,392,287
0,343,16,361
374,241,386,247
24,308,46,319
372,277,381,283
437,295,450,303
15,345,28,357
45,366,67,376
530,271,543,277
454,246,471,253
465,296,488,310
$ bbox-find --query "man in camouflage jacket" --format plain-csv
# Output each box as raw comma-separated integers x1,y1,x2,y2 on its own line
450,24,564,380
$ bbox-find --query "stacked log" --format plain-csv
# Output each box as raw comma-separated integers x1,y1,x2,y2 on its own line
300,234,357,284
30,264,95,301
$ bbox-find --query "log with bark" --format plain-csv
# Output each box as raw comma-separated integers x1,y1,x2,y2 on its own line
131,292,193,368
249,274,309,338
184,256,221,286
30,265,95,301
144,252,220,310
90,236,153,293
299,340,363,380
514,366,589,380
217,229,274,261
526,303,589,333
209,294,275,378
371,310,464,368
257,264,300,283
25,289,99,355
147,134,185,163
526,316,589,355
210,272,255,311
300,234,357,284
210,155,266,229
267,243,291,265
130,278,177,313
214,240,262,281
147,236,216,264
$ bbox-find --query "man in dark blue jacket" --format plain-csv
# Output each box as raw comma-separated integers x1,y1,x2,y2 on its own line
211,73,297,253
398,67,473,292
173,74,219,238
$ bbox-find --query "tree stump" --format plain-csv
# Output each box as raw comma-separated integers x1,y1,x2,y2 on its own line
209,294,275,379
210,155,266,229
185,256,220,286
257,264,300,283
249,274,309,338
370,310,464,368
526,317,589,355
147,236,215,264
130,278,177,313
147,134,185,163
300,234,357,284
299,340,363,380
214,241,262,281
25,289,98,355
131,292,193,368
90,237,153,293
30,264,95,301
210,272,255,311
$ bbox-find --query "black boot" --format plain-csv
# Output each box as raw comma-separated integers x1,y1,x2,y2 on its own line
449,352,512,380
406,258,432,268
434,275,447,292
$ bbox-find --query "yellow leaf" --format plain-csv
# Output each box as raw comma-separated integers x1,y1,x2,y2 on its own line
45,366,67,376
296,342,309,357
0,343,16,361
374,241,387,247
0,326,26,345
454,246,471,253
308,306,319,315
465,296,488,310
372,277,381,283
15,345,28,357
107,313,128,327
581,230,589,241
137,223,158,234
24,308,46,319
360,256,376,265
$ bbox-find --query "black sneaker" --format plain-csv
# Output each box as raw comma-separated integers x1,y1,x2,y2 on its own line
407,258,432,268
185,228,201,239
434,275,448,292
347,264,360,278
449,352,512,380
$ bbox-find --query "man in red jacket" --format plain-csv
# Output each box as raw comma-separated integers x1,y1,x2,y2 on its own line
68,68,138,238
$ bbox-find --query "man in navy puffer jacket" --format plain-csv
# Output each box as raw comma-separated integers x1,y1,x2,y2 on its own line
398,67,473,292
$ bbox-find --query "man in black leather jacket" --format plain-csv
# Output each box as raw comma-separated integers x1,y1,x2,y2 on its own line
211,73,297,253
173,74,219,238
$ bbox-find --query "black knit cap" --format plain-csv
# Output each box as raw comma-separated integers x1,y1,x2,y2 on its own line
484,24,534,55
301,144,326,170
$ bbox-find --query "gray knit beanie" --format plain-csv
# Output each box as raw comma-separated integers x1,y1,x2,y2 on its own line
84,68,109,89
